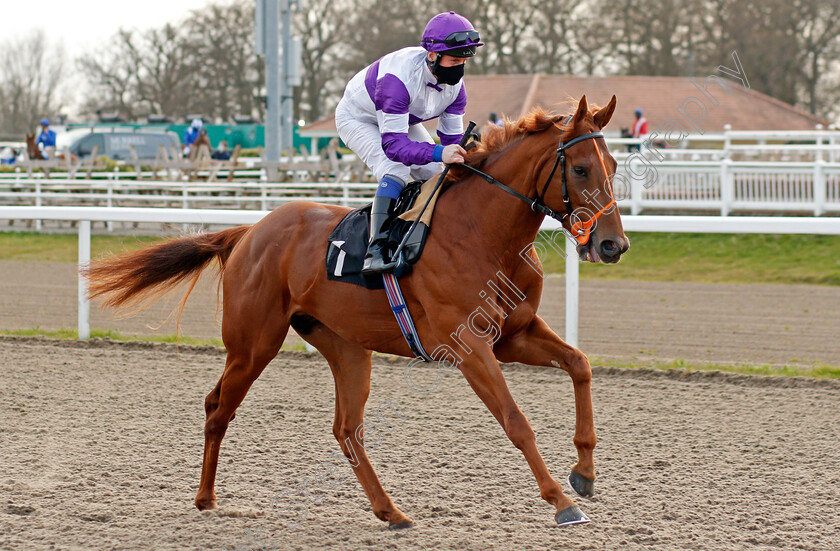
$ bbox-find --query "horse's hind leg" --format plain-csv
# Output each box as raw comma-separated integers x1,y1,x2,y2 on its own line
194,306,290,510
297,319,413,529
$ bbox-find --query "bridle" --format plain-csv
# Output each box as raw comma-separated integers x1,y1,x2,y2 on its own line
459,116,616,245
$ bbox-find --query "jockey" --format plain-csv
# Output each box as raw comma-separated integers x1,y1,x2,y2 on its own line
36,118,56,160
335,11,483,273
183,118,203,157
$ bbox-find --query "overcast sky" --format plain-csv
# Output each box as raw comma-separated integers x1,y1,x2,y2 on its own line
6,0,212,58
5,0,221,117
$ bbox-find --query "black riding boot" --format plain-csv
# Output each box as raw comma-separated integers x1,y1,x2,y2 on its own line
362,195,398,274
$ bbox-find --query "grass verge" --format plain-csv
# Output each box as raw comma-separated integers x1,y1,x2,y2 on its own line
0,327,315,352
0,232,165,263
537,231,840,285
2,230,839,285
589,356,840,379
2,328,837,379
0,327,224,347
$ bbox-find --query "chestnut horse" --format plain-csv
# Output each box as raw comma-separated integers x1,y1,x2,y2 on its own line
86,95,628,528
187,130,212,161
25,133,78,162
25,134,44,160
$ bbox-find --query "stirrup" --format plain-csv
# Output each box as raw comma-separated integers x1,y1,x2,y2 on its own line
362,242,394,274
364,260,397,275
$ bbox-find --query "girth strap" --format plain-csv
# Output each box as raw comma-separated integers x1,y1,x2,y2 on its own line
382,272,434,362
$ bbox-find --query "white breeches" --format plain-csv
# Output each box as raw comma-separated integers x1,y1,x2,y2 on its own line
335,104,443,184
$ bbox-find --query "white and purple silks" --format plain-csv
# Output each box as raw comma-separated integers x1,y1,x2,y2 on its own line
335,47,466,184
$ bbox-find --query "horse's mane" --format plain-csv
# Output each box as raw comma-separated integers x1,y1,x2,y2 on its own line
446,107,580,183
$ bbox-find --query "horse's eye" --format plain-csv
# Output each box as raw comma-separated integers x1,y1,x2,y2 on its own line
573,166,587,176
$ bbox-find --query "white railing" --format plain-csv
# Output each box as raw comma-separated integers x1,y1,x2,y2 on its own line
609,126,840,163
4,128,839,181
0,152,369,183
0,167,267,181
4,159,840,218
0,178,377,208
2,206,840,349
620,159,840,216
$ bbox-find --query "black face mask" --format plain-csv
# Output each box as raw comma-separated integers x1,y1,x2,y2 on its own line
434,62,465,86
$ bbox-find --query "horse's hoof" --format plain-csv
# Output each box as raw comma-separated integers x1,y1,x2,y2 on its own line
195,498,218,511
568,470,595,498
388,519,415,530
555,506,590,527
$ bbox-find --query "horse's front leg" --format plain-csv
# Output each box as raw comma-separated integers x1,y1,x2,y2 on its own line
494,315,597,499
452,332,589,526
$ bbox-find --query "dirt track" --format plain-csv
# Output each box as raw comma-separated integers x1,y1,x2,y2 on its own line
1,260,839,368
2,337,839,550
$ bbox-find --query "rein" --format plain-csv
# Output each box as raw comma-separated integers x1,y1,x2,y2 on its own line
461,119,615,246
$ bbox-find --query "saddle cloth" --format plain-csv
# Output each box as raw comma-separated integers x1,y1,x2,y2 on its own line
325,176,445,289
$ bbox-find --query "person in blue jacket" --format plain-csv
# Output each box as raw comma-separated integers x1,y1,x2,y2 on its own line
36,118,57,160
335,11,484,273
183,118,203,157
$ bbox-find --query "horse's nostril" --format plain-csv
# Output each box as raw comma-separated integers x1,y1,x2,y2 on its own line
600,240,619,257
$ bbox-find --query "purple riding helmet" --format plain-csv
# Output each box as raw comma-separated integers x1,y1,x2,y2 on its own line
421,12,483,84
421,11,484,58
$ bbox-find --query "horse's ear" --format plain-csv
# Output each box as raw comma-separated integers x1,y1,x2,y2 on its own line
572,95,589,125
593,95,617,130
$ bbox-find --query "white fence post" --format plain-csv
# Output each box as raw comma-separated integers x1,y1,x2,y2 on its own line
720,158,732,216
106,181,114,232
78,220,91,340
723,124,732,159
565,237,579,348
181,183,189,210
629,158,643,215
342,181,350,207
815,124,824,162
35,179,42,231
181,183,189,232
814,159,826,216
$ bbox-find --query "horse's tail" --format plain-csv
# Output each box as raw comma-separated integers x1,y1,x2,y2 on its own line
84,225,251,313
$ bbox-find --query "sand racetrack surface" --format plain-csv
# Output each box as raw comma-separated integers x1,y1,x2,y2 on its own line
2,337,839,550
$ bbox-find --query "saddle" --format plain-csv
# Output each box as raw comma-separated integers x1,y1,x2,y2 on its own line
325,176,444,289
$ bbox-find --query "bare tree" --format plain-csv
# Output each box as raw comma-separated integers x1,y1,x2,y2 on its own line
134,24,196,116
72,0,839,127
77,26,193,120
441,0,539,75
77,30,142,120
340,0,428,73
791,0,840,116
293,0,354,122
525,0,577,74
818,62,840,124
695,0,800,104
185,0,264,122
79,1,264,123
0,30,66,136
595,0,696,76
